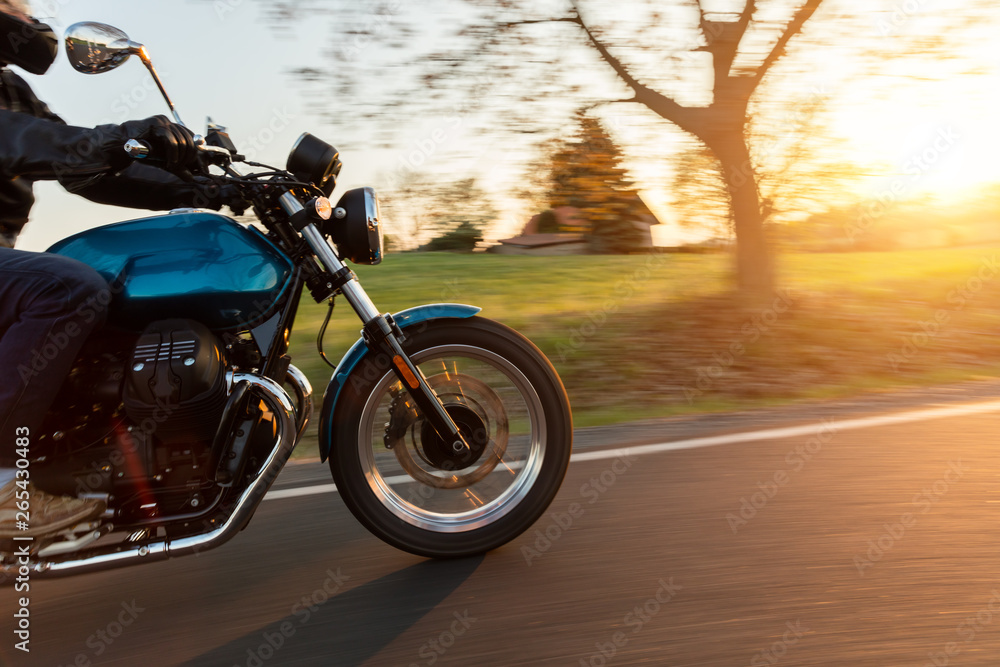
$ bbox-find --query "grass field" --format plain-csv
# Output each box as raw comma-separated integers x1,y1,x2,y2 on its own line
285,247,1000,456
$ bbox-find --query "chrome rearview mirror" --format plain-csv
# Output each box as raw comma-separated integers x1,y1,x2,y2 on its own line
64,22,137,74
64,22,186,127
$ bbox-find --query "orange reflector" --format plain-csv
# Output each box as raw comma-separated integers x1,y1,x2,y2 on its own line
393,355,420,389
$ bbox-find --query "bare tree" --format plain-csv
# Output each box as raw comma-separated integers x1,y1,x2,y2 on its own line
276,0,837,291
528,0,825,290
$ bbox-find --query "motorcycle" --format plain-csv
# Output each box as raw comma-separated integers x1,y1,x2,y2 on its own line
0,22,572,579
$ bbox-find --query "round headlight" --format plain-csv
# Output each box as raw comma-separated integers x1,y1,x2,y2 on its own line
326,187,384,265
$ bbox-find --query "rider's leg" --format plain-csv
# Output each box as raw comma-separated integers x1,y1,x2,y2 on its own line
0,247,109,537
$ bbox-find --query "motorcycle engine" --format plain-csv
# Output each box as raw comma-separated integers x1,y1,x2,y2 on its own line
122,319,229,443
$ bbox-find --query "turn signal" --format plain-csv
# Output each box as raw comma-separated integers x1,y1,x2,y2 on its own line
313,197,333,220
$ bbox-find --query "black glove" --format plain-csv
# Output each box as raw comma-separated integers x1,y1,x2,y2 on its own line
217,183,251,216
191,180,250,215
117,115,198,173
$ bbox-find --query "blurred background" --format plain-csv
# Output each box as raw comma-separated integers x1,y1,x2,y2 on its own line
14,0,1000,444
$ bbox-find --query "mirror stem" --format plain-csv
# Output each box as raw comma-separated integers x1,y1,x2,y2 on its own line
131,42,185,127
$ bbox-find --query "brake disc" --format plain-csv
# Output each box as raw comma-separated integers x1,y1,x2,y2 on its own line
384,373,509,490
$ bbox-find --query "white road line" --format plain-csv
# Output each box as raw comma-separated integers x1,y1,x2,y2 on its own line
266,473,427,501
266,483,338,500
264,398,1000,501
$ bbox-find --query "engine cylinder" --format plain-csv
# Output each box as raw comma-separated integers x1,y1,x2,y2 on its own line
123,319,229,442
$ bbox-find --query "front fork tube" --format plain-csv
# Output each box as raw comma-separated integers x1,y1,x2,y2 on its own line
288,208,469,454
362,315,471,455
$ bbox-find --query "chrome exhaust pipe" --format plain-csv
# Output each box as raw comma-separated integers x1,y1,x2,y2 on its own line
285,364,313,443
4,373,299,579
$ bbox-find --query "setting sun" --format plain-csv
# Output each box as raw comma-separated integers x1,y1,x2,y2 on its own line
830,81,1000,201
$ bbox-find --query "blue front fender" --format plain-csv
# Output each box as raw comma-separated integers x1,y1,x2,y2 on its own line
316,303,482,462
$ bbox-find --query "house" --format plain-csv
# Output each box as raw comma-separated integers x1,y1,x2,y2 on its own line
490,198,661,255
488,232,589,256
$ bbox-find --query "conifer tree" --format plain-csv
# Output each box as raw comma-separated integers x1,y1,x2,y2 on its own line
547,114,648,254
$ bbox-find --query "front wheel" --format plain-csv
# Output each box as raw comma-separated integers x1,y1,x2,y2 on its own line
329,317,572,558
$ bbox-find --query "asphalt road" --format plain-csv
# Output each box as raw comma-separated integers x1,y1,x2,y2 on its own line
6,382,1000,666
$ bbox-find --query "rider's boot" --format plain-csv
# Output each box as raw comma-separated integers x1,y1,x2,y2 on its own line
0,480,105,538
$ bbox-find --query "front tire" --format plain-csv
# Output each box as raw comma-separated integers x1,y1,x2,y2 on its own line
329,317,572,558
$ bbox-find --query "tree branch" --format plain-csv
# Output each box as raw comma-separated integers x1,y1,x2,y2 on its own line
567,1,701,134
753,0,824,85
498,16,581,30
737,0,756,33
579,96,639,113
698,0,756,85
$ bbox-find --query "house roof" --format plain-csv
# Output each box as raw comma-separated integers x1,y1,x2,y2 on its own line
496,233,587,248
630,195,661,225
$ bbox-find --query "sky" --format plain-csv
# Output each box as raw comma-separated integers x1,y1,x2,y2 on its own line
11,0,1000,251
15,0,371,250
582,0,1000,235
794,4,1000,201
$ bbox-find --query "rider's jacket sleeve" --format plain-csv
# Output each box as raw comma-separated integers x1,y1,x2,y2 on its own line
0,68,219,232
59,164,223,212
0,108,131,179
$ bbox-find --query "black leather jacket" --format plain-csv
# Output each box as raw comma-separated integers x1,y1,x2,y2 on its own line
0,68,221,236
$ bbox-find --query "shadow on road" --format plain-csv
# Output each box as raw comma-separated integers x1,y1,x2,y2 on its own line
182,555,484,666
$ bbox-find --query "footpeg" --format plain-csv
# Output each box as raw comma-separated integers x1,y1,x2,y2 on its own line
37,521,112,557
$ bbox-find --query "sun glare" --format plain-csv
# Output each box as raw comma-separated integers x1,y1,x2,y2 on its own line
823,22,1000,203
830,87,1000,201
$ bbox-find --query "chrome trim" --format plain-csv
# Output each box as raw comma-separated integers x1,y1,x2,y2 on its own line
124,139,150,159
301,223,341,272
194,136,233,158
283,191,381,324
358,344,547,533
363,186,380,231
64,22,133,74
339,279,381,324
301,223,381,323
279,192,305,216
1,374,297,579
134,44,185,127
285,364,313,443
363,187,385,263
289,132,309,157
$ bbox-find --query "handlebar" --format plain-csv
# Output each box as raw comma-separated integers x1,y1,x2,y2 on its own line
194,138,234,158
123,134,234,161
124,138,151,159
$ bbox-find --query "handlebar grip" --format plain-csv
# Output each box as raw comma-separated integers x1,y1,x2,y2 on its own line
124,139,151,159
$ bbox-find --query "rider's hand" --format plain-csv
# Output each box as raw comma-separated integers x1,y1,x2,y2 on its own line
192,181,250,215
215,184,251,216
119,115,198,173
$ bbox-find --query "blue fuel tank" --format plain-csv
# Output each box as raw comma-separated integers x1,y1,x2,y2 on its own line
49,211,295,331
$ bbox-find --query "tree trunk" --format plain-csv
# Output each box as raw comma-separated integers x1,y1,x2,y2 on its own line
709,131,774,293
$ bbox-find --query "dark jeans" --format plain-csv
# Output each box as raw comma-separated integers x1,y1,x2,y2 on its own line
0,248,108,467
